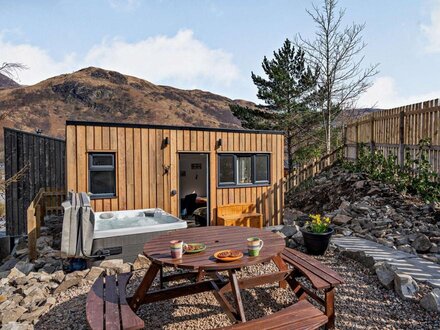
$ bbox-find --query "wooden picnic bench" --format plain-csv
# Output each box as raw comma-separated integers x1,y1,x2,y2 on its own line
281,247,344,329
86,273,144,330
85,228,342,330
217,203,262,228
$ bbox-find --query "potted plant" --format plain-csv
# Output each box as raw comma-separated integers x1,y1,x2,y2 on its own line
301,214,334,255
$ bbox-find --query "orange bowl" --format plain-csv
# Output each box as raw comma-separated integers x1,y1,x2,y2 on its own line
214,250,244,262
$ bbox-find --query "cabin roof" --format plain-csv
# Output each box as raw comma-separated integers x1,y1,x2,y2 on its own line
66,120,284,135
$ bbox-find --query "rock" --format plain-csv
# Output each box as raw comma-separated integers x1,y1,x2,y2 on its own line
53,278,81,294
339,200,350,211
355,181,365,189
50,270,65,283
394,274,419,300
0,294,6,303
429,243,439,254
280,225,298,238
14,261,35,275
333,214,352,225
133,255,151,271
19,304,50,324
65,269,89,282
411,234,432,252
0,258,19,272
340,250,375,269
275,231,287,240
374,262,397,289
286,238,298,249
1,305,27,323
420,288,440,313
7,267,26,280
99,259,131,274
85,267,105,281
1,322,34,330
291,231,304,246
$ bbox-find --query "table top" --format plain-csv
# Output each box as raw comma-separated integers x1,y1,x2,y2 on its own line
143,226,285,271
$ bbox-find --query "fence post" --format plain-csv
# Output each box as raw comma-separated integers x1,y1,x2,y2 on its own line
355,123,359,161
343,125,347,160
27,206,37,261
399,111,405,168
370,114,375,153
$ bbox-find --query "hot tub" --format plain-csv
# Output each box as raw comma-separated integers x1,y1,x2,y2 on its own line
91,208,187,262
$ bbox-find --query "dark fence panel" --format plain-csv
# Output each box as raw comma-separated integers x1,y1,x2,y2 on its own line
4,128,66,236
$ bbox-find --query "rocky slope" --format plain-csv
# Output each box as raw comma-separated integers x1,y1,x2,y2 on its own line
285,165,440,263
0,67,254,157
0,73,20,89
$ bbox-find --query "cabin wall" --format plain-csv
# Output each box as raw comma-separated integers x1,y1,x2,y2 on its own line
66,124,284,226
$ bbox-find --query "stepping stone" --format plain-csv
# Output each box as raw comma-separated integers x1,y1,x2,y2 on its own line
333,236,440,286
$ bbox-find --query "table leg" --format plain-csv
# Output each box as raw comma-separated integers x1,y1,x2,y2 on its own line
228,269,246,323
129,262,161,311
271,254,288,289
325,288,335,329
196,269,206,282
211,281,238,323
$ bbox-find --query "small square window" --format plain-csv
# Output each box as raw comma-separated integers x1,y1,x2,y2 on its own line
89,153,116,198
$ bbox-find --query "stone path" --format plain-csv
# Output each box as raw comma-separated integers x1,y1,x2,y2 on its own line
332,236,440,288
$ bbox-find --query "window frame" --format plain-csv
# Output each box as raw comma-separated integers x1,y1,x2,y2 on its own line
88,153,117,199
217,153,270,188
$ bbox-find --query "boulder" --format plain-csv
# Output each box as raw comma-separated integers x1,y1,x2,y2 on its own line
374,262,397,289
133,255,151,271
394,274,418,300
0,259,19,272
100,259,131,275
291,231,304,246
333,214,352,225
420,288,440,313
280,225,298,238
411,234,432,252
14,261,35,275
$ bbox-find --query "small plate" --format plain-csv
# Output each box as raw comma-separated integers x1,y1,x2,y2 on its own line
183,243,207,254
214,250,244,262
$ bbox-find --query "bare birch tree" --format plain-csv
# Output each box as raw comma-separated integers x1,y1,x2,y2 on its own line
0,62,28,201
297,0,379,153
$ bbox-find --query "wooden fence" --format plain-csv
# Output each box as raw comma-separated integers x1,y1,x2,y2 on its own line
4,128,66,236
285,146,343,192
27,188,66,260
344,99,440,173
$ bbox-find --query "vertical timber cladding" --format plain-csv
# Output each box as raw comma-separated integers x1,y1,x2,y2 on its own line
66,121,284,226
4,128,66,236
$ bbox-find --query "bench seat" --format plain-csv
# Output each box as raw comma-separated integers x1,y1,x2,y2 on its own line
86,273,144,330
217,204,263,228
219,300,328,330
281,248,344,329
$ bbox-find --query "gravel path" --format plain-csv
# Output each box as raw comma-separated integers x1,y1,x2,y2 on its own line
35,249,438,330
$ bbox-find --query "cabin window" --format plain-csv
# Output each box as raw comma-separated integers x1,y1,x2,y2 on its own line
255,154,270,183
218,154,270,187
88,153,116,198
219,154,235,185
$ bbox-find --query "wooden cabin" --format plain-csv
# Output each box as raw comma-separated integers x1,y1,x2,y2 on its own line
65,121,284,226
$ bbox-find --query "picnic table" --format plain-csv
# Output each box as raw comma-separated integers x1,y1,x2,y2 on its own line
86,226,340,329
129,226,287,322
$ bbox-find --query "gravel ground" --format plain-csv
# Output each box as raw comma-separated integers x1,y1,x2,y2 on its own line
35,249,438,330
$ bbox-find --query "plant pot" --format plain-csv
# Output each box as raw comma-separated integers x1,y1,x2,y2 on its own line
300,227,334,255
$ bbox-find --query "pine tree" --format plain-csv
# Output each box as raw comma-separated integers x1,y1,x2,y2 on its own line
231,39,319,171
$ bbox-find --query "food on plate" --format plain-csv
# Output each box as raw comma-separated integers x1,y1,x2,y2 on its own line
229,250,242,258
217,251,231,258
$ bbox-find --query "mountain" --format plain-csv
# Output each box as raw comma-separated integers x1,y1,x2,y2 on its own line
0,73,20,89
0,67,255,159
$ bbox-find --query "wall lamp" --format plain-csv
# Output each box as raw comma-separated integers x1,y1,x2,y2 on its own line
216,138,222,149
162,137,169,149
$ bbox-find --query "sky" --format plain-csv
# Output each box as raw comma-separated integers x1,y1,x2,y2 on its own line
1,0,440,109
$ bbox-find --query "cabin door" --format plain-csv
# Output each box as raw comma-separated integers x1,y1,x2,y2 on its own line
178,153,210,227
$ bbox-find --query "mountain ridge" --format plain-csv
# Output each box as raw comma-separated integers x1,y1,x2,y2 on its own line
0,67,256,159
